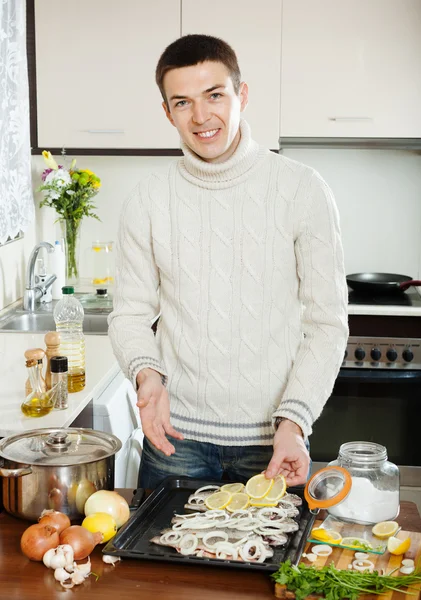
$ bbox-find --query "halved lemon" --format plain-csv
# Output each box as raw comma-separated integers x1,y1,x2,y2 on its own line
226,492,250,512
311,528,342,544
249,499,278,507
204,491,232,510
265,474,287,502
341,537,373,550
221,482,245,494
245,474,274,499
387,536,411,555
371,521,399,539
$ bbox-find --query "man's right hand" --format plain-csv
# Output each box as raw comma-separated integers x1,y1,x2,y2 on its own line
136,368,184,456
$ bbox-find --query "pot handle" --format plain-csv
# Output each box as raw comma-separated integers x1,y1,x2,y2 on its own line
0,466,32,477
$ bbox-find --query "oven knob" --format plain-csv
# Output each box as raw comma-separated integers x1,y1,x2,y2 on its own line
344,349,348,360
386,348,398,362
354,347,366,361
370,348,381,361
403,348,414,363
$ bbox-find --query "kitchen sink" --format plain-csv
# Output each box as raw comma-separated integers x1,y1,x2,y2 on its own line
0,311,109,334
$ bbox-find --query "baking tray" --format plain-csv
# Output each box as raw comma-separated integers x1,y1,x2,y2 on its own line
103,476,316,572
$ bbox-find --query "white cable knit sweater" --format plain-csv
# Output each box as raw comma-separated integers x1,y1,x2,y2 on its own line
108,120,349,445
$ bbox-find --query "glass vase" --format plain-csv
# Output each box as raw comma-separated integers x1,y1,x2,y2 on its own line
59,219,81,286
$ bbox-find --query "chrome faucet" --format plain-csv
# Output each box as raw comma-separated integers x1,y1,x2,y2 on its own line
23,242,57,311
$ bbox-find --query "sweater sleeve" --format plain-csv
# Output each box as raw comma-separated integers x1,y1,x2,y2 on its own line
272,172,349,437
108,181,167,389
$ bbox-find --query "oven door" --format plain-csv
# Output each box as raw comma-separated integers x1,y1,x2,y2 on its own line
310,368,421,490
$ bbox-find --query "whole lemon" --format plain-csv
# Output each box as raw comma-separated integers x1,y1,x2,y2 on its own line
82,512,117,543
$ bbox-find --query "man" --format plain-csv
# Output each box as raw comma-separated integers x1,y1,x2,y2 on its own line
108,34,348,490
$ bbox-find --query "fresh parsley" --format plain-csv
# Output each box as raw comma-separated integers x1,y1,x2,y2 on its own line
271,560,421,600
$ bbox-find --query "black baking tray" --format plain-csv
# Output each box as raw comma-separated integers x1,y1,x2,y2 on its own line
103,476,316,572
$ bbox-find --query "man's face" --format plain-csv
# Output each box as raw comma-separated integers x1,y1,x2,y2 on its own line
162,61,248,163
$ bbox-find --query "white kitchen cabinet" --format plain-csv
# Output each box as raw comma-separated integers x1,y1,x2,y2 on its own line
35,0,180,149
182,0,282,148
280,0,421,138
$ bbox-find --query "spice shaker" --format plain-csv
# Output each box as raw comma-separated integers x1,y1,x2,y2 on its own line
50,356,69,410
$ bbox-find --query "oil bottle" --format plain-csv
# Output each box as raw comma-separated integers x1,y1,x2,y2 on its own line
53,286,85,393
21,358,54,417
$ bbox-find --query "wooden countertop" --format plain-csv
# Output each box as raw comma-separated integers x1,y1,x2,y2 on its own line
0,499,420,599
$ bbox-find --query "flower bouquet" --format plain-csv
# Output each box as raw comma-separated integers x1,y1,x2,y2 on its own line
37,151,101,282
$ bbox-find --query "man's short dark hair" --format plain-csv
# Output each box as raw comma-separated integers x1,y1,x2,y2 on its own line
156,34,241,106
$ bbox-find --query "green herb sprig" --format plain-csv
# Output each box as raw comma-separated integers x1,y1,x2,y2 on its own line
271,560,421,600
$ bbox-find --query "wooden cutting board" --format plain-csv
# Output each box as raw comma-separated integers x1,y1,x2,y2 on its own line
275,528,421,599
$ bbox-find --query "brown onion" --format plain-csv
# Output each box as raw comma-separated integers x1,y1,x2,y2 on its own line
21,523,60,561
39,510,71,533
59,525,103,560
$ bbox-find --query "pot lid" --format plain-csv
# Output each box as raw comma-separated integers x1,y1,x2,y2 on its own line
0,428,121,466
304,466,352,511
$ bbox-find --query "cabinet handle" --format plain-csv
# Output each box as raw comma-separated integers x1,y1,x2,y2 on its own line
83,129,125,134
328,117,373,122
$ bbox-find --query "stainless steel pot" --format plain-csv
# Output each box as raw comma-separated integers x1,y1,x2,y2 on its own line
0,428,121,521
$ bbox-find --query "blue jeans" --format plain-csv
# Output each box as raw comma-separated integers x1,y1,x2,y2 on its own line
139,437,311,490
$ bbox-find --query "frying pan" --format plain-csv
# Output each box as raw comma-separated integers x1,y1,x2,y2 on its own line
346,272,421,294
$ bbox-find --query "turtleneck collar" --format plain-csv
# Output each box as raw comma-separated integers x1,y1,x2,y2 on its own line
177,120,268,189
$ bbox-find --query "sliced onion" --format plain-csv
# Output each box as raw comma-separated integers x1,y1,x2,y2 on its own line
187,495,206,505
179,534,198,555
256,507,286,523
160,531,183,546
202,530,229,549
239,540,266,562
195,485,221,495
214,541,238,560
204,510,229,522
352,559,374,572
311,545,333,557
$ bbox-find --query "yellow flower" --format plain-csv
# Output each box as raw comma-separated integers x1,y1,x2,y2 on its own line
80,169,94,175
42,150,58,170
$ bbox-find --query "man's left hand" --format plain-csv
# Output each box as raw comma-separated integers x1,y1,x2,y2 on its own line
265,419,310,486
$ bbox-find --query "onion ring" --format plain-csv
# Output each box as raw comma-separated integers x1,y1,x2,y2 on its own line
202,531,229,549
160,531,183,546
179,534,198,556
214,541,238,560
195,485,221,495
352,559,374,572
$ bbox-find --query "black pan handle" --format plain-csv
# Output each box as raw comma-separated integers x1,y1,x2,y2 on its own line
400,279,421,291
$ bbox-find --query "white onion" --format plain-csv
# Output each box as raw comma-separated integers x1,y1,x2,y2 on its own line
202,531,229,549
311,545,333,557
352,559,374,572
84,490,130,529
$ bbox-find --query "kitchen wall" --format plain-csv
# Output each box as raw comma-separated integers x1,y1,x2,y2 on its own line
1,147,421,311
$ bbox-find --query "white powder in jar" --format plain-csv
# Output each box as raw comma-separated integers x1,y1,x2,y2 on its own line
328,477,399,523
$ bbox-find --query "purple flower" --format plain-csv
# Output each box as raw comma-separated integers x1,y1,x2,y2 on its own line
41,166,65,181
42,168,53,181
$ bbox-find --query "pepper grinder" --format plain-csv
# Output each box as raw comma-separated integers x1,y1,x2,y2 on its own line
44,331,61,390
24,348,47,396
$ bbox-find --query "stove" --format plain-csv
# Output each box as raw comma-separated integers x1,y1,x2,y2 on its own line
345,287,421,370
348,287,421,308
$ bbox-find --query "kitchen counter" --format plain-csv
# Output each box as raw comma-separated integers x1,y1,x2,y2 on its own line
0,332,119,437
348,304,421,317
0,496,419,599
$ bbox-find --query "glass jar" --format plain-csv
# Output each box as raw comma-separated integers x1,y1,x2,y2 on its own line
21,358,54,418
327,441,399,525
91,241,114,293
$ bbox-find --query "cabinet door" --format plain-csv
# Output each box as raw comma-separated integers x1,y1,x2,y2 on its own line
182,0,282,148
35,0,180,149
281,0,421,138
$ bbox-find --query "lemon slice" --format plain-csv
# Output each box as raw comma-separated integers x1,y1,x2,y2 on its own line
265,475,287,502
205,491,232,510
387,536,411,555
340,537,373,550
226,492,250,512
372,521,399,539
221,482,245,494
249,499,278,507
245,474,274,499
311,528,342,544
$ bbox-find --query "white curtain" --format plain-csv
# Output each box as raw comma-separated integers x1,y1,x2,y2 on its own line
0,0,34,245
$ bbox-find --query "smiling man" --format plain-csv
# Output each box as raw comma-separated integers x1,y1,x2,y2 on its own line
108,34,349,490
